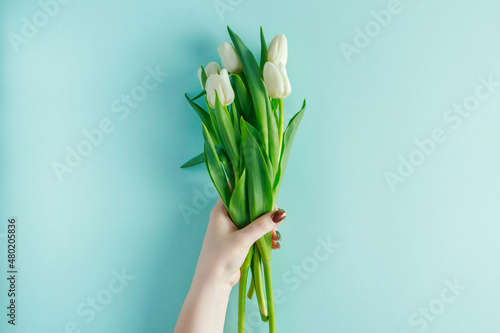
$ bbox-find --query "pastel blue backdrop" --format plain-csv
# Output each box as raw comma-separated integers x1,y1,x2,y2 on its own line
1,0,500,332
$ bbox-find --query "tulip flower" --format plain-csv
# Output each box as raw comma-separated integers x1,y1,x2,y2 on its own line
263,62,291,99
205,69,234,108
198,61,221,89
218,42,243,73
267,35,288,66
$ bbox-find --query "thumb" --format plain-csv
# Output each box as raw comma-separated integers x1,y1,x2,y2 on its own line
238,209,286,247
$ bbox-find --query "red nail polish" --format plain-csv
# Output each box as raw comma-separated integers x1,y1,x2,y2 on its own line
271,209,286,223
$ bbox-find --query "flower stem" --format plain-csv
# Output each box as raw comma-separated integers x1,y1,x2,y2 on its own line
263,259,276,333
238,266,249,333
238,247,253,333
252,245,268,322
247,276,255,299
278,98,284,154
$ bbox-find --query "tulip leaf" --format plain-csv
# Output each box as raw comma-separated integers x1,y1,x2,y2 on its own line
200,65,208,89
205,99,223,145
262,78,279,182
230,103,240,144
228,168,249,229
202,123,231,208
273,99,306,199
185,93,211,129
214,93,239,177
240,120,273,221
244,119,272,178
228,27,269,154
180,152,205,168
185,93,217,142
231,74,252,122
271,98,279,118
260,26,267,72
192,90,206,100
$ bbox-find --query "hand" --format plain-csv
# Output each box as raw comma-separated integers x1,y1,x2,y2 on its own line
193,198,286,290
174,198,286,333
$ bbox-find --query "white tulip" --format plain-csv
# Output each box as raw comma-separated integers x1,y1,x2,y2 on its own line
205,69,235,108
218,42,243,74
198,61,221,88
263,62,291,99
267,35,288,66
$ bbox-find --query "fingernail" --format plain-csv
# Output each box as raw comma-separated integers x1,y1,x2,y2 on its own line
277,241,281,249
271,209,286,223
276,230,282,240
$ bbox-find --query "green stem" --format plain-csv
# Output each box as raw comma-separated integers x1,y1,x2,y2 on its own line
238,266,249,333
247,276,255,299
238,247,254,333
263,260,276,333
278,98,284,155
252,245,268,322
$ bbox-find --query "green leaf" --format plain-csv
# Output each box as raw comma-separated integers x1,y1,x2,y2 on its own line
230,103,241,144
228,169,249,229
227,27,269,154
218,148,235,190
259,26,267,72
214,93,239,172
193,90,206,100
244,120,272,177
202,123,231,207
231,74,253,121
205,98,222,145
262,78,279,182
180,152,204,168
200,65,208,89
185,93,217,142
240,120,273,220
273,100,306,199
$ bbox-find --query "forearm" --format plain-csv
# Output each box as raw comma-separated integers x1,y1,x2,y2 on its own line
174,273,232,333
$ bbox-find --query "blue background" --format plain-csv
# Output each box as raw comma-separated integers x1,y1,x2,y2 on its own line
1,0,500,332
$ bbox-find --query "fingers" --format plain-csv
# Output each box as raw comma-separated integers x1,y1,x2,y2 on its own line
272,230,281,250
238,209,286,248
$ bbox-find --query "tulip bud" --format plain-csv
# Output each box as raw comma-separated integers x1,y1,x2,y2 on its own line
205,69,235,108
198,61,221,89
218,42,243,74
263,62,291,99
267,35,288,66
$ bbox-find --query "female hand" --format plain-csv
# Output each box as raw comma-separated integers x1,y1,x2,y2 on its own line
174,198,286,333
195,198,286,289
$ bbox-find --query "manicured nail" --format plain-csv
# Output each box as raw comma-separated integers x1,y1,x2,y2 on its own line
276,230,282,240
271,209,286,223
277,241,281,249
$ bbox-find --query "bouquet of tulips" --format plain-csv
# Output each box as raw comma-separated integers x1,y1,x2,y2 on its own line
181,26,305,333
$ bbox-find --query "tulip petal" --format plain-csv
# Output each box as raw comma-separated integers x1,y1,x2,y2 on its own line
263,62,284,99
219,69,234,106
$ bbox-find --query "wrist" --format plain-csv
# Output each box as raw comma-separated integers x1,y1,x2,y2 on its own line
192,268,233,298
